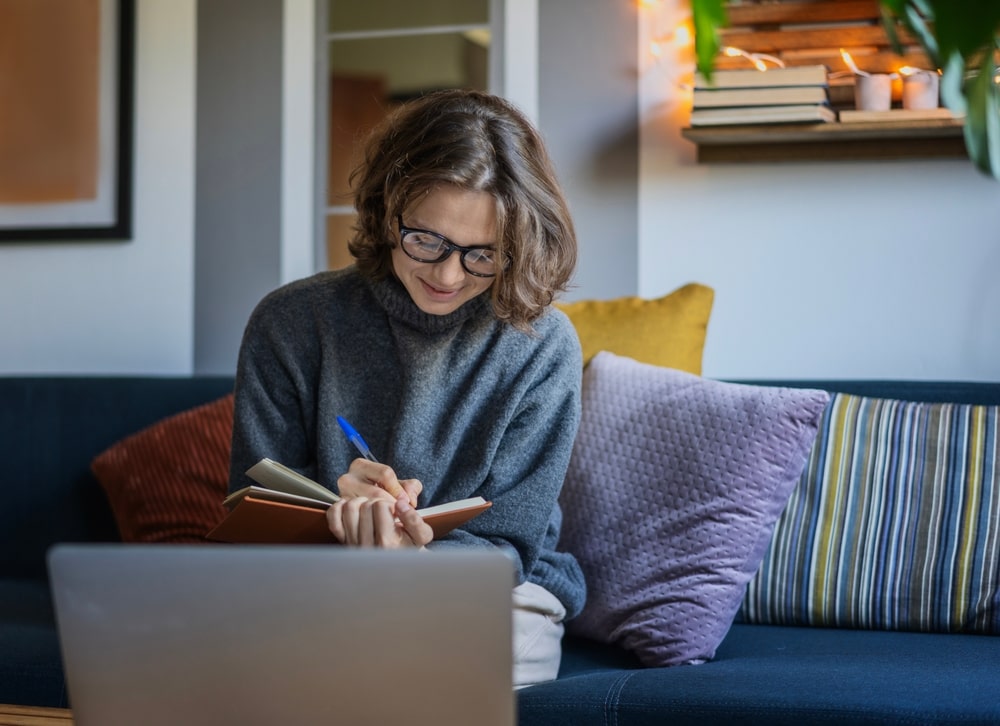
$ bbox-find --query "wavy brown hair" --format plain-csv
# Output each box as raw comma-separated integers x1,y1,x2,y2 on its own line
348,89,577,331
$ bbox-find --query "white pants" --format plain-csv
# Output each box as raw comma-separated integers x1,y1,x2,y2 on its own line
512,582,566,688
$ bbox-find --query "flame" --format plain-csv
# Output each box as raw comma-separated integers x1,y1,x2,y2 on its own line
723,46,768,71
840,48,863,75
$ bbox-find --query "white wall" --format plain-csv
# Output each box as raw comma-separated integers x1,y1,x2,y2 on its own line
0,0,197,375
540,0,639,302
2,1,997,382
636,2,1000,382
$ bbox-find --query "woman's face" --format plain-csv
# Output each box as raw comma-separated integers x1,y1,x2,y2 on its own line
392,186,497,316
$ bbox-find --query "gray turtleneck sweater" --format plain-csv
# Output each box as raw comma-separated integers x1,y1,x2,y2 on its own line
229,266,586,618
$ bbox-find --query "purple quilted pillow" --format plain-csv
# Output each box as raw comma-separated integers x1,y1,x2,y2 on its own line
560,352,829,667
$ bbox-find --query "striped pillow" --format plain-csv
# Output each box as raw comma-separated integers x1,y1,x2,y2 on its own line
741,393,1000,633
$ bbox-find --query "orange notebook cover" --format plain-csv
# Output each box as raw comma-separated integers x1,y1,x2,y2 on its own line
207,490,492,544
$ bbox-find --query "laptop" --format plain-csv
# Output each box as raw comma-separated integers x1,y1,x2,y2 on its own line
48,544,515,726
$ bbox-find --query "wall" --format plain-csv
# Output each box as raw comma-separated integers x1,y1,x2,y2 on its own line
632,1,1000,381
2,1,996,383
0,0,197,375
194,0,283,374
538,0,639,302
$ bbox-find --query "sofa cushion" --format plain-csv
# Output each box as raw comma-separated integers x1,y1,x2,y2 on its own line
91,394,233,542
559,352,829,667
0,580,67,708
0,376,235,580
741,392,1000,634
518,625,1000,725
556,283,713,374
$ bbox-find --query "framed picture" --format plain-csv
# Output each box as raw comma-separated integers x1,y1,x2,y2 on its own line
0,0,135,241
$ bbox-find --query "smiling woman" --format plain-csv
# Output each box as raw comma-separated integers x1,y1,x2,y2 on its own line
392,187,497,316
230,88,584,689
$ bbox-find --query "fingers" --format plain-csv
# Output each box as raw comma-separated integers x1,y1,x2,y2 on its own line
395,495,434,548
369,464,407,501
327,497,379,546
399,478,421,509
326,499,347,542
372,498,401,547
337,459,400,503
326,494,433,548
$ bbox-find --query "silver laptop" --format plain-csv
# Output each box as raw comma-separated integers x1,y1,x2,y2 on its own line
48,544,515,726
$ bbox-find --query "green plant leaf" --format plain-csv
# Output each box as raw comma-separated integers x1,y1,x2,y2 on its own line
938,50,968,115
691,0,728,80
926,0,1000,63
880,1,999,179
879,0,938,64
903,1,939,62
961,51,1000,178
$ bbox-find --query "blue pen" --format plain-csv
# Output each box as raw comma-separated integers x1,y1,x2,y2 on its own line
336,416,412,505
336,416,379,462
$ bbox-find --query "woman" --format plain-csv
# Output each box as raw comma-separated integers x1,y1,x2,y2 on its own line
229,89,584,686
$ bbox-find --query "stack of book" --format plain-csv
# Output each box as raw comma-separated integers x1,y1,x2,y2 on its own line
690,65,834,127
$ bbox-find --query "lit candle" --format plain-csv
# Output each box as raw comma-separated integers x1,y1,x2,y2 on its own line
841,49,892,111
899,67,940,110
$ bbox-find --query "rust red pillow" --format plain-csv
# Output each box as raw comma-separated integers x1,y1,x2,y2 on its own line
91,394,234,542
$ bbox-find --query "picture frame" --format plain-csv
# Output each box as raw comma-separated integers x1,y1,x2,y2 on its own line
0,0,135,241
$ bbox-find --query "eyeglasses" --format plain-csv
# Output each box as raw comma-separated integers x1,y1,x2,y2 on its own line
397,217,501,278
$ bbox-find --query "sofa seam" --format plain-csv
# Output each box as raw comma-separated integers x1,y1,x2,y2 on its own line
603,670,639,726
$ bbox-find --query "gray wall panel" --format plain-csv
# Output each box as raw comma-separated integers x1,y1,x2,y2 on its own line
194,0,283,374
538,0,638,301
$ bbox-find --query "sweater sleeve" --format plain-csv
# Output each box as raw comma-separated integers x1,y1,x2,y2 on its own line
228,284,321,493
428,312,583,590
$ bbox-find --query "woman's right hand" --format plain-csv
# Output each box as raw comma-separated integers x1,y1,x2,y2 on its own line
336,458,420,508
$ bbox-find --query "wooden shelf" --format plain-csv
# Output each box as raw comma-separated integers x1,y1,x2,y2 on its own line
683,1,969,164
681,119,967,163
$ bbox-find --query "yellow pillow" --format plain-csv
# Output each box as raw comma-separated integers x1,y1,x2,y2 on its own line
556,283,714,374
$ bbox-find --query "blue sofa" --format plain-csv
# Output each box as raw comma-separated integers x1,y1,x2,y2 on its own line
2,376,999,723
0,376,234,708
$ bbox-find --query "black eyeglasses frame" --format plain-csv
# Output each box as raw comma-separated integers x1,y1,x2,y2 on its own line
397,216,501,278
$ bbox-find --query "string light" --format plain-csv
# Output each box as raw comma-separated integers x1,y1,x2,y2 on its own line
647,18,693,62
722,46,785,70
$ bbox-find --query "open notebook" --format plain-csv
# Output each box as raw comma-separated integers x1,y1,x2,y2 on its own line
49,544,515,726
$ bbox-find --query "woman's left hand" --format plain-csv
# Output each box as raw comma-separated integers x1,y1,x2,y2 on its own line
326,492,434,548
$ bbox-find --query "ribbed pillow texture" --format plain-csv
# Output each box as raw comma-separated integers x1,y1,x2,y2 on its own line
91,394,233,542
560,352,829,667
742,392,1000,634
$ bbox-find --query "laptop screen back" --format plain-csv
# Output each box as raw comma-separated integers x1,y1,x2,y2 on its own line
48,544,514,726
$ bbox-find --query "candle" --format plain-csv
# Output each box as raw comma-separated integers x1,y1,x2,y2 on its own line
854,73,893,111
900,67,939,110
841,49,892,111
